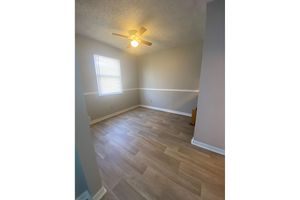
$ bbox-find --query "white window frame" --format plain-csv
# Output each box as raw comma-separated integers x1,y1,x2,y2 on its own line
93,55,123,96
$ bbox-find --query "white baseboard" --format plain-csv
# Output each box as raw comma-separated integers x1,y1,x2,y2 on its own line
89,105,139,125
191,137,225,155
93,186,107,200
76,190,92,200
90,104,191,126
139,105,191,117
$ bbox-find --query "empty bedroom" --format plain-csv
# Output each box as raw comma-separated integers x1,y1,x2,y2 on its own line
75,0,225,200
3,0,299,199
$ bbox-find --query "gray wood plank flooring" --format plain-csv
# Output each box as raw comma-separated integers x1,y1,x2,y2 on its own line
91,107,225,200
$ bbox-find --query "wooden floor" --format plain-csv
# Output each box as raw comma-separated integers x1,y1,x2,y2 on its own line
91,107,225,200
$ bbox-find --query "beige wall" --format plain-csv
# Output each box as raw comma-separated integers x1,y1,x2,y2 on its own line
193,0,225,150
76,34,203,118
76,34,139,120
138,45,202,89
76,59,103,196
139,90,198,114
138,44,202,114
84,91,139,119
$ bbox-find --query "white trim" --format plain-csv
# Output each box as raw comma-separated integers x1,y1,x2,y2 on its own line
93,186,107,200
191,137,225,155
84,91,98,95
139,88,199,93
76,190,92,200
84,88,199,95
140,105,191,117
89,105,139,125
124,88,139,91
84,88,138,95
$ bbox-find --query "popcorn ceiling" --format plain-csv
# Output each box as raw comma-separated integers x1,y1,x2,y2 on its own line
76,0,207,55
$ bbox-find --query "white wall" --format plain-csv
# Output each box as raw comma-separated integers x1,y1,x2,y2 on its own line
138,44,202,114
193,0,225,151
76,58,103,196
76,34,203,117
76,34,139,120
75,148,89,198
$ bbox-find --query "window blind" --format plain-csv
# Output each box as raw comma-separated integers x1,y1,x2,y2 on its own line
94,55,122,96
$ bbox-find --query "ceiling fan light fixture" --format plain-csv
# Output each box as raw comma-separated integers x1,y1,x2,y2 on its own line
112,27,152,48
130,40,139,47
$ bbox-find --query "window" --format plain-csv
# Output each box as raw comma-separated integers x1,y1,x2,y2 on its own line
93,55,122,96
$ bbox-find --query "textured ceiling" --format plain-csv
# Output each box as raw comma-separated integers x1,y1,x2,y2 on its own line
76,0,207,55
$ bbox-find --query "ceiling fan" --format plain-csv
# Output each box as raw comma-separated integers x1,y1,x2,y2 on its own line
112,27,152,48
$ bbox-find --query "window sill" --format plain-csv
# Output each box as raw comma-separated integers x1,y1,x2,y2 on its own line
98,92,123,97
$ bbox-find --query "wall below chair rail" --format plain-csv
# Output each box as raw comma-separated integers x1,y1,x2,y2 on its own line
85,90,139,120
139,90,198,115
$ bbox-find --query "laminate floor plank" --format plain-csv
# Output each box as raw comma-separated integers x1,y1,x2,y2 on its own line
165,148,225,177
101,190,119,200
113,179,146,200
91,107,225,200
141,167,201,200
134,151,202,197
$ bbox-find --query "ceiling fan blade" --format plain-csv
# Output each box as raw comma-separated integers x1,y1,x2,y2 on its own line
139,27,147,35
140,39,152,46
128,30,138,35
112,33,129,38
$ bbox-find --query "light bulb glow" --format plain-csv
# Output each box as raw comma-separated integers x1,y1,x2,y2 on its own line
130,40,139,47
